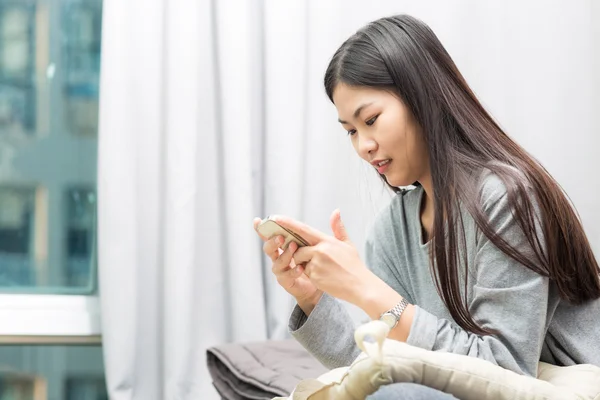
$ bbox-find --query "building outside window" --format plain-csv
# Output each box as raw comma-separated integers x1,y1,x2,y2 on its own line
0,1,104,399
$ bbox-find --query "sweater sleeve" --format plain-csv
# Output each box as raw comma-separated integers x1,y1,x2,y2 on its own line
287,203,407,370
288,292,360,369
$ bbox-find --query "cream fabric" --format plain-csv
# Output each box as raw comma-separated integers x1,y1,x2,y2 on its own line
275,321,600,400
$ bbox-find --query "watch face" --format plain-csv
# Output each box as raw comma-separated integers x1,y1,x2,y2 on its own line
380,313,396,328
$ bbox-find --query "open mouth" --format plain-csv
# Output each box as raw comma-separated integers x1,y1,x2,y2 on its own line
376,159,391,173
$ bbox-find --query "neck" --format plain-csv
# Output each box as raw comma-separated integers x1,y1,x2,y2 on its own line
419,170,434,213
419,173,433,204
418,173,435,241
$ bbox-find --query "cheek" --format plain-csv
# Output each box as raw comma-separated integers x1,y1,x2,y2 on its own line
379,113,405,148
400,128,427,173
386,127,408,160
385,128,413,173
350,136,362,157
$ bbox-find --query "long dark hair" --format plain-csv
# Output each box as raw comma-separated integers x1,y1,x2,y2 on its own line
324,15,600,335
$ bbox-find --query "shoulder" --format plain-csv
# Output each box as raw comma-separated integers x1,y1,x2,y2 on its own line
477,164,533,212
472,165,544,249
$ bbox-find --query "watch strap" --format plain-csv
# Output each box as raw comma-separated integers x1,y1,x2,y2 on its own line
379,297,410,328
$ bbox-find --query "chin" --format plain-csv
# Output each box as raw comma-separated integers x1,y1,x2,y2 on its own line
385,175,414,187
385,174,412,188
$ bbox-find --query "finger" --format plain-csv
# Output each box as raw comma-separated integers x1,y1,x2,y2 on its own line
292,245,315,266
276,266,305,287
303,261,314,279
285,263,305,279
272,241,298,274
263,236,284,261
330,209,350,243
271,215,327,245
276,263,306,287
253,217,268,241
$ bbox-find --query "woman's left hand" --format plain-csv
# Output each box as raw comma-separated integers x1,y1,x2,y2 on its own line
272,210,380,305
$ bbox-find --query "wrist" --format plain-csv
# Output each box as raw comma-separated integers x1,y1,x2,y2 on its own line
356,274,415,342
358,275,403,321
296,290,323,317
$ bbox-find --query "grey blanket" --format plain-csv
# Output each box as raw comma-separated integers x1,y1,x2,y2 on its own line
206,339,328,400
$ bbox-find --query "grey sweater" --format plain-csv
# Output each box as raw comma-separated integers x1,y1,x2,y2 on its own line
288,173,600,376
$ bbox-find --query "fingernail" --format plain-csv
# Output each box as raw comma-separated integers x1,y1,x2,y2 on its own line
276,236,283,245
288,242,296,252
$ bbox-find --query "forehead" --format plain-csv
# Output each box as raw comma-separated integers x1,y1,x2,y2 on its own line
332,84,394,117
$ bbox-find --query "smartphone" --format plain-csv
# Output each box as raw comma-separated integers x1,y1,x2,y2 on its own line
256,216,309,250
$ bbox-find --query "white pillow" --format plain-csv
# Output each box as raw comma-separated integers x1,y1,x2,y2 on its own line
274,321,600,400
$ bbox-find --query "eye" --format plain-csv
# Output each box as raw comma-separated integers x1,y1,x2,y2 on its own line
366,115,378,126
347,129,357,136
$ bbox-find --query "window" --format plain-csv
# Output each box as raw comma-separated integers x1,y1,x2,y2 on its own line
0,0,101,294
0,1,105,399
0,345,106,400
62,0,101,137
0,1,36,137
65,375,107,400
0,186,38,287
65,187,96,289
0,372,45,400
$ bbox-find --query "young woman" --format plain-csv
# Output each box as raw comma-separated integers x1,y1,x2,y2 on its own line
253,14,600,399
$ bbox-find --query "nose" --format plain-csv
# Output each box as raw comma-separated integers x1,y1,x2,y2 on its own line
357,136,378,159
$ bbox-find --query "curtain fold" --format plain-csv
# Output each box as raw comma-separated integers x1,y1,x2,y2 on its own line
99,0,272,398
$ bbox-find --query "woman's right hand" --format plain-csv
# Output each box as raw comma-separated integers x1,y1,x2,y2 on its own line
253,218,323,310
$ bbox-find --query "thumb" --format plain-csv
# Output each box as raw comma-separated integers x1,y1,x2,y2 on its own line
330,209,351,243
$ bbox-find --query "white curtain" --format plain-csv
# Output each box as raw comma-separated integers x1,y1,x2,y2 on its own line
98,0,271,398
98,0,599,399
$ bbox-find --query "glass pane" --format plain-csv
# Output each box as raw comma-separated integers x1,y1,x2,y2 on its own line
0,345,106,400
65,187,96,288
0,2,36,136
0,0,102,294
0,186,36,286
62,0,101,137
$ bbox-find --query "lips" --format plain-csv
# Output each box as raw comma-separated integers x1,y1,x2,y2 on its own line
371,158,390,167
375,159,391,174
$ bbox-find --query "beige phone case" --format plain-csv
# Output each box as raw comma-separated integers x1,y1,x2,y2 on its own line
257,218,309,250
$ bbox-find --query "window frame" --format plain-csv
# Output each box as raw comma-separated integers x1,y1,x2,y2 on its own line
0,0,103,345
0,294,101,343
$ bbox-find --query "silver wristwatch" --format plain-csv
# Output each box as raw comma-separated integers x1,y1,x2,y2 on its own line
379,298,410,329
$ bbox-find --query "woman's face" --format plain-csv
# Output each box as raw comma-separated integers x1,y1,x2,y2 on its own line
332,83,429,187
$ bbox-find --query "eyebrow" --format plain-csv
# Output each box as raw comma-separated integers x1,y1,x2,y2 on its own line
338,102,374,124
